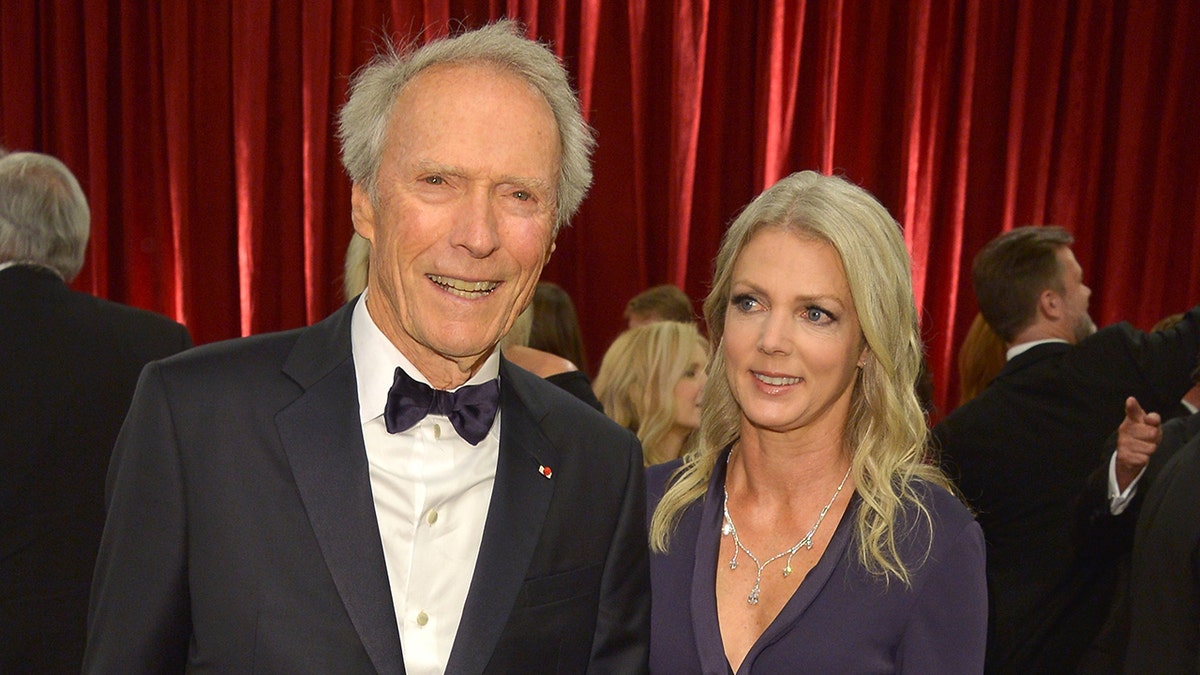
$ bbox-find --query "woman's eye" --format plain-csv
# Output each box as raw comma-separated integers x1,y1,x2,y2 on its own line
732,294,758,312
804,307,835,323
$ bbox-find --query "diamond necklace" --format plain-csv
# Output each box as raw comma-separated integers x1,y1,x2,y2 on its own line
721,457,852,605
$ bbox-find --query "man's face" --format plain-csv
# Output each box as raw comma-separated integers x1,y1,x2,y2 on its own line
1056,246,1096,343
352,62,561,386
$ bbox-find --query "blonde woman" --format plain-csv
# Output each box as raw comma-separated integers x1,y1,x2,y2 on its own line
647,171,986,672
594,321,709,465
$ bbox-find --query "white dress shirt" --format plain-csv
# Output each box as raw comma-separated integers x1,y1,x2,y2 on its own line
351,293,500,675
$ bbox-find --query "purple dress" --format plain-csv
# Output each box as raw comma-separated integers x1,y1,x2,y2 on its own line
647,449,987,674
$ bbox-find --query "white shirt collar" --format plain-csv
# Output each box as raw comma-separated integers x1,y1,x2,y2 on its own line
1006,338,1070,361
350,291,501,425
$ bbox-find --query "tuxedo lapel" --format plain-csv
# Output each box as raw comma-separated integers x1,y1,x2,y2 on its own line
276,303,405,675
445,361,559,675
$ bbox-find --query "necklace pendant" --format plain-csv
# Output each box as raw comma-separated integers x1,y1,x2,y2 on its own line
721,456,853,609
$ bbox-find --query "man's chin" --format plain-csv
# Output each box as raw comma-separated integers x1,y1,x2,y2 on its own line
426,337,499,365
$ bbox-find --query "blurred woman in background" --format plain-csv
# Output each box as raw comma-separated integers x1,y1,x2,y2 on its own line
594,321,709,465
528,281,590,373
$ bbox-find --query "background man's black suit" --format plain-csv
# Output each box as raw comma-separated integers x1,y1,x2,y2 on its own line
1077,411,1200,672
1,265,192,671
1123,422,1200,673
934,307,1200,672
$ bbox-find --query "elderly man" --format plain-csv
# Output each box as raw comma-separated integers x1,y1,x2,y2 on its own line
1,151,192,671
84,21,649,673
934,225,1200,673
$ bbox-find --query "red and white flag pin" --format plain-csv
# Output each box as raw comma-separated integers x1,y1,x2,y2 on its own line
538,465,553,479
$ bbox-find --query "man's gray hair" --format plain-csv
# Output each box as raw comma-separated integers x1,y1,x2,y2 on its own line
0,152,90,281
336,19,595,232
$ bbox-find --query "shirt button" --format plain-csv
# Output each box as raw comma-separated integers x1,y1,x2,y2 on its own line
433,423,442,440
416,611,429,626
426,509,438,526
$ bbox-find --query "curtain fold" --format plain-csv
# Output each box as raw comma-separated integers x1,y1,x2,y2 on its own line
2,0,1197,415
160,1,191,325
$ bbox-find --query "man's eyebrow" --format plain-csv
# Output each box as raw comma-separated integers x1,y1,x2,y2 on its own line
497,175,554,193
411,160,465,177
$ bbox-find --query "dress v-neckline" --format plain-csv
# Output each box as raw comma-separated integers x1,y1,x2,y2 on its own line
689,446,860,675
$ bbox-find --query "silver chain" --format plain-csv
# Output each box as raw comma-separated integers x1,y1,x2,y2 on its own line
721,461,851,605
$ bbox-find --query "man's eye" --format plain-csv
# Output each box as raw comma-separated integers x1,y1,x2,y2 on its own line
513,190,531,202
423,176,445,185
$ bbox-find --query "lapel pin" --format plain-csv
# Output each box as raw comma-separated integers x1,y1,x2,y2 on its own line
538,465,553,479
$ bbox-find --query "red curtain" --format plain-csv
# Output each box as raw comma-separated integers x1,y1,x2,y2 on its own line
2,0,1198,417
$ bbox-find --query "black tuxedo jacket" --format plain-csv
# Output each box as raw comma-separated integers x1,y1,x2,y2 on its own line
933,306,1200,673
1077,411,1200,673
83,301,650,673
1123,421,1200,673
1,265,192,672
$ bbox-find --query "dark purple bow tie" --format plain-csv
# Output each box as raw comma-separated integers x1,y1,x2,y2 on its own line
384,367,500,445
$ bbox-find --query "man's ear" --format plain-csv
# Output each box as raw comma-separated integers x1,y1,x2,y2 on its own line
351,184,375,241
544,240,556,265
1039,288,1063,320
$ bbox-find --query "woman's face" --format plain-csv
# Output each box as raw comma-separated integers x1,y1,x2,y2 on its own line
721,226,866,438
671,341,708,432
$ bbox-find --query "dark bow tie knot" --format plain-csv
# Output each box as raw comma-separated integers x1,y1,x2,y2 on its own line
384,367,500,445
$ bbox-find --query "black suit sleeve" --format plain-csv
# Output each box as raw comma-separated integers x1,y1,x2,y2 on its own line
1074,455,1139,562
84,363,191,671
1126,305,1200,410
587,432,651,672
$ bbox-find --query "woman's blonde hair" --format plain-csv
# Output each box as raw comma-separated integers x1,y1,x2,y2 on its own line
649,171,952,585
593,322,708,466
342,232,370,301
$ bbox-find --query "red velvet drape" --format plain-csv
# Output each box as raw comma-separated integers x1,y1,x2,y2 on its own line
2,0,1198,416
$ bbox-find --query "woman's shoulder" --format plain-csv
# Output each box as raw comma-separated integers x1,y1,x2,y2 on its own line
646,458,686,510
900,476,980,544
